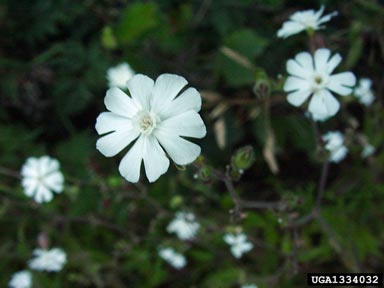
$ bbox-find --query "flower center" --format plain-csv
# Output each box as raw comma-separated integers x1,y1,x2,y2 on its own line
311,74,328,92
134,110,158,135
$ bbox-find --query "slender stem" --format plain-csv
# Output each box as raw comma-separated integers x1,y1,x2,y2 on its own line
315,161,330,208
0,166,20,179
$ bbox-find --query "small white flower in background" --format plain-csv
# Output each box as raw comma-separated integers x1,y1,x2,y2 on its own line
241,285,258,288
29,248,67,272
354,78,375,106
277,6,337,39
106,62,135,89
167,211,200,241
361,144,375,158
322,131,348,163
223,233,253,259
8,271,32,288
285,48,356,120
96,73,207,183
21,156,64,203
158,247,187,269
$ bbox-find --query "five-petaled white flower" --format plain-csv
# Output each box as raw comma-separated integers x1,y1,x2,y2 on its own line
242,285,258,288
284,48,356,120
354,78,375,106
277,6,338,38
167,211,200,241
8,271,32,288
21,156,64,203
107,62,135,89
223,233,253,259
158,247,187,269
361,144,375,159
96,73,207,183
29,248,67,272
322,131,348,163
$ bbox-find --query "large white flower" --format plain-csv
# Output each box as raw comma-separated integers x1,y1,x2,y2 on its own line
167,211,200,241
354,78,375,106
21,156,64,203
96,73,207,183
8,271,32,288
29,248,67,272
223,233,253,259
322,131,348,163
284,48,356,119
277,6,337,38
158,247,186,269
106,62,135,89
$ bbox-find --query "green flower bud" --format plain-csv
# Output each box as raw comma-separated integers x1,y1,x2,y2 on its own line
231,146,255,171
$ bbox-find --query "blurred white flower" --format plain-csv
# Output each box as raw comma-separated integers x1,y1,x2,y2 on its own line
8,271,32,288
322,131,348,163
354,78,375,106
29,248,67,272
285,48,356,120
361,144,375,158
167,211,200,241
96,73,207,183
242,285,258,288
277,6,337,38
158,247,186,269
21,156,64,203
107,63,135,89
223,233,253,259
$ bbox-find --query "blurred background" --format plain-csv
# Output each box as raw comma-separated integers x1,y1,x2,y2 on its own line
1,0,384,287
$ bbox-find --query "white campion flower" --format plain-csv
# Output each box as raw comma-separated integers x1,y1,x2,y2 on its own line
284,48,356,120
8,271,32,288
223,233,253,259
106,62,135,89
354,78,375,106
21,156,64,203
158,247,187,269
361,144,375,158
167,211,200,241
29,248,67,272
277,6,337,38
96,73,207,183
322,131,348,163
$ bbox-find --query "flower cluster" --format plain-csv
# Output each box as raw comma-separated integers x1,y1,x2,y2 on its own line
167,211,200,241
106,62,135,89
354,78,375,106
8,271,32,288
322,131,348,163
223,233,253,259
158,247,187,269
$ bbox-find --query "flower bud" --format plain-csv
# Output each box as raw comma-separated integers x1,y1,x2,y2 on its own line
253,69,271,98
231,146,255,171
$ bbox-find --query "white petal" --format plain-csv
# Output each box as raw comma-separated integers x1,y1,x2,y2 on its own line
21,160,39,178
294,52,313,71
327,53,342,74
322,90,340,116
287,89,311,107
126,74,154,111
284,77,310,92
308,93,328,116
142,136,170,182
155,130,201,165
150,74,188,114
104,87,138,118
44,172,64,193
224,234,235,245
159,87,202,119
22,178,39,196
328,72,356,96
35,185,53,203
118,135,145,183
96,128,140,157
157,110,206,138
95,112,132,135
287,59,310,79
314,48,331,72
277,21,305,38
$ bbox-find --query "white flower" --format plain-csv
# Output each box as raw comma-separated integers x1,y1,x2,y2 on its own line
9,271,32,288
223,233,253,259
106,63,135,89
277,6,337,38
96,73,207,183
361,144,375,158
284,48,356,120
21,156,64,203
242,285,258,288
158,247,186,269
29,248,67,272
167,211,200,241
354,78,375,106
322,131,348,163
